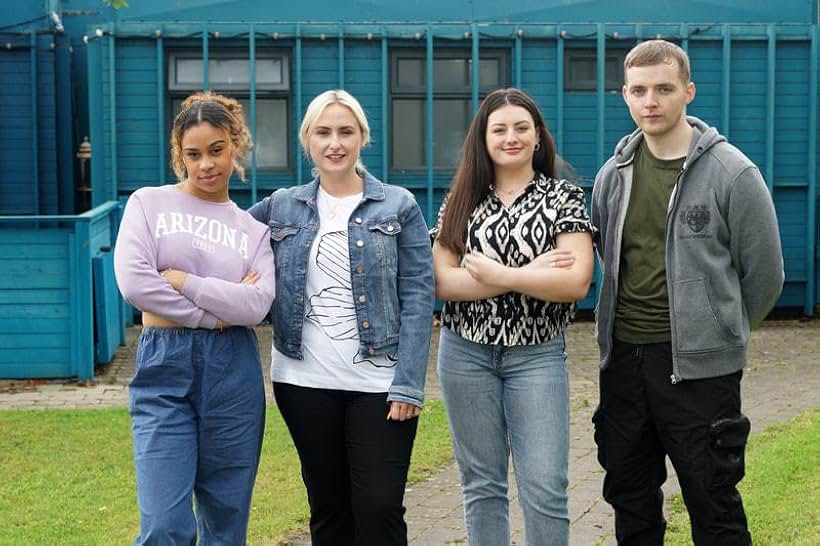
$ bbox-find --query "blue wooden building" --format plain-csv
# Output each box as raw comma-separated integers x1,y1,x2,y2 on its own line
1,1,818,378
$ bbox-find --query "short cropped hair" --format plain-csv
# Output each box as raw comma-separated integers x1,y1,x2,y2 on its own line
624,39,691,84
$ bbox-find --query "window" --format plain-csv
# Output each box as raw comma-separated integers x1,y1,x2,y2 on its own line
564,49,626,92
390,50,508,170
168,50,290,170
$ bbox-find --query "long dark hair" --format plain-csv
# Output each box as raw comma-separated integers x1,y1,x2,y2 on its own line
437,88,557,254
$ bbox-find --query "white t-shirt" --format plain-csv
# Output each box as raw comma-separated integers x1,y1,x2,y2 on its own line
272,186,396,392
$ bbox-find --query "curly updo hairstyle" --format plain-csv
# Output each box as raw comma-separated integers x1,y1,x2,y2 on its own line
170,92,253,181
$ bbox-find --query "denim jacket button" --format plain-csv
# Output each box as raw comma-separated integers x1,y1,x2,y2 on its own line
358,295,367,303
387,224,394,232
356,264,364,274
356,240,364,248
361,320,370,329
368,347,376,355
355,217,363,224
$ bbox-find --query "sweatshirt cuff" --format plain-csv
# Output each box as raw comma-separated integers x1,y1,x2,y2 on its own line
180,273,205,304
196,312,219,330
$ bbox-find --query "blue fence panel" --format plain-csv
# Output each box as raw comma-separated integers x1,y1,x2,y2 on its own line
0,202,124,379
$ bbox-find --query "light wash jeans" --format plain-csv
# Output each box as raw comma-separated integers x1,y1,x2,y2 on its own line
437,326,570,546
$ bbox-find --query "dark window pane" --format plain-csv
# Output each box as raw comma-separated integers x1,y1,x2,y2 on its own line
433,99,469,168
397,58,424,89
174,58,203,88
571,57,596,83
392,99,424,169
239,98,288,169
434,58,469,90
565,49,625,92
605,57,623,88
479,58,500,88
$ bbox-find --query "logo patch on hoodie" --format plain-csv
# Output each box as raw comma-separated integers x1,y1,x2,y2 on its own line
679,205,712,238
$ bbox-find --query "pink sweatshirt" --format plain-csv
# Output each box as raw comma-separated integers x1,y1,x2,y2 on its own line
114,184,275,329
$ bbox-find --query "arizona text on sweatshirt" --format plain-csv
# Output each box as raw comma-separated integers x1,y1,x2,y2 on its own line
114,184,275,329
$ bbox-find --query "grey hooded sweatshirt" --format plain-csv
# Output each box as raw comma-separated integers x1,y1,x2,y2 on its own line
591,116,784,382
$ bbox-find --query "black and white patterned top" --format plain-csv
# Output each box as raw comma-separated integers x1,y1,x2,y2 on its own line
433,172,594,346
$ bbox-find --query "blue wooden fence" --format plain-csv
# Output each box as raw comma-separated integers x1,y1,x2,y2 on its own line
0,201,125,380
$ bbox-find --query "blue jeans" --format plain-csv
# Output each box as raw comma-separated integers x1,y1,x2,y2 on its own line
129,327,266,546
437,327,570,546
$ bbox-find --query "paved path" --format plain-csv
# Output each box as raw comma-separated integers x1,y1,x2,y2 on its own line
1,320,817,545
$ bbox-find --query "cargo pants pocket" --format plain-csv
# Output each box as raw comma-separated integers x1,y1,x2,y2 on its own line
708,414,750,490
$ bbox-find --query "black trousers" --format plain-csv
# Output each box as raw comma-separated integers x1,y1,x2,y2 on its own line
593,339,752,546
273,382,418,546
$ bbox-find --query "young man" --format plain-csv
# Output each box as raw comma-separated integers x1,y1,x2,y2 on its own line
591,40,783,545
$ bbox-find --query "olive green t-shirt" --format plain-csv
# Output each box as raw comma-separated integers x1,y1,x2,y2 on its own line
613,140,685,343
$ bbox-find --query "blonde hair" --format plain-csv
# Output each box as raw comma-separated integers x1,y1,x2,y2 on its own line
299,89,370,175
170,92,253,181
624,39,691,85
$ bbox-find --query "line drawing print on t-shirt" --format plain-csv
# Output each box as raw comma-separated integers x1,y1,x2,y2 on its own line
305,231,397,368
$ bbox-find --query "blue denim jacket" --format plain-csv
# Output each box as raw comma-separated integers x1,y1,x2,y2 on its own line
248,171,435,407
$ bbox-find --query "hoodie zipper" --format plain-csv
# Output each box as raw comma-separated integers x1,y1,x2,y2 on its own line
665,145,705,385
666,164,686,385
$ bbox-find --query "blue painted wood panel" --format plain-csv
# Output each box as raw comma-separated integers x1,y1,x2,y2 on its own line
0,228,73,376
0,41,59,215
0,202,123,379
93,251,121,364
94,24,817,313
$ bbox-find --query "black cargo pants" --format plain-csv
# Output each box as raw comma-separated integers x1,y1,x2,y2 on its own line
593,339,752,546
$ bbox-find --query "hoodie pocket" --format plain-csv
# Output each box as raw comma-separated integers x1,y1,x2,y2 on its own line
673,277,739,353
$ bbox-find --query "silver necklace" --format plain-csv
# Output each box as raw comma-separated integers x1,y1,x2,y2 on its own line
495,183,528,203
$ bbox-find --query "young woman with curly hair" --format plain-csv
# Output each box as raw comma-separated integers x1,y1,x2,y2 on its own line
114,92,275,545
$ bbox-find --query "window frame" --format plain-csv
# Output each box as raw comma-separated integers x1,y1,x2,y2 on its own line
389,47,510,172
563,47,627,93
166,47,292,172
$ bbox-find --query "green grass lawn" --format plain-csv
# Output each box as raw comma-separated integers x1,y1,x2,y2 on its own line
3,404,816,545
665,407,819,545
0,401,452,545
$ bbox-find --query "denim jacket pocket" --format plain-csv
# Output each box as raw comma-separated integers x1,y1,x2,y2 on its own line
368,217,402,268
673,277,739,353
269,223,300,267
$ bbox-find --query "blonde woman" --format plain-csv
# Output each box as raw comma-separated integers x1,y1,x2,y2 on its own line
250,90,434,545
